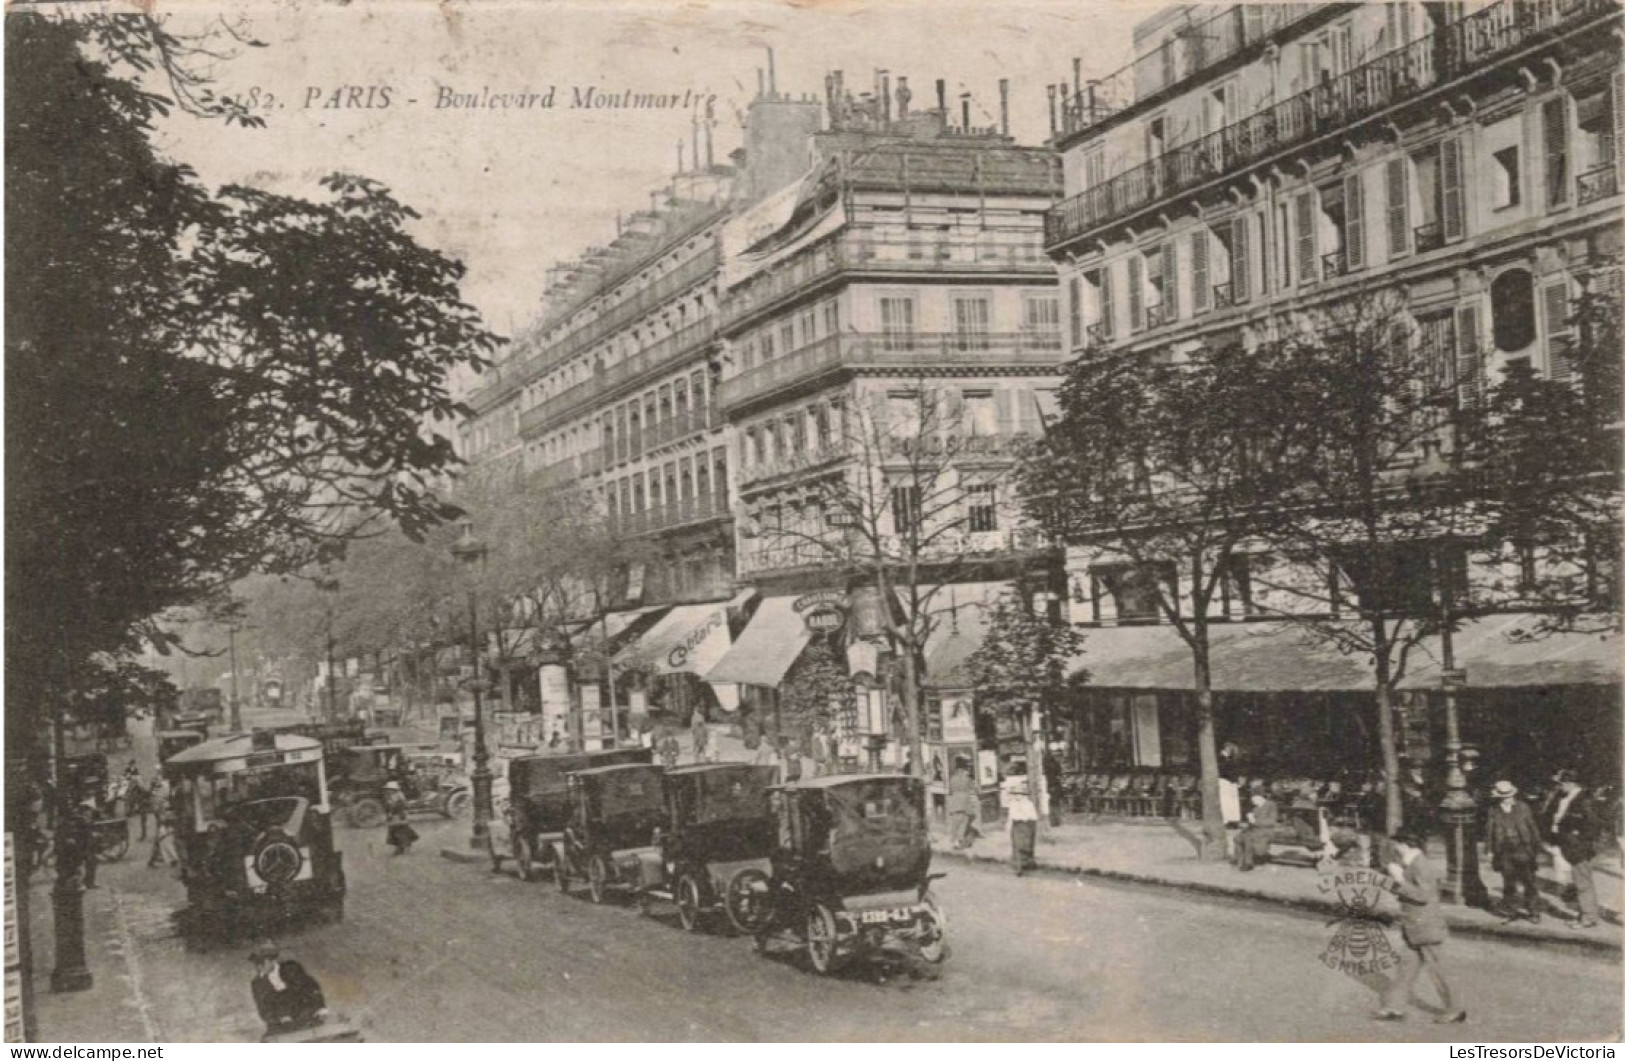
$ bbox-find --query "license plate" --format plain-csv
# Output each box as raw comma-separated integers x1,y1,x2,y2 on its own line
859,908,912,924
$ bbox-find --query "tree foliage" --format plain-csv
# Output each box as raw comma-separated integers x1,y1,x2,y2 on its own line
966,594,1086,727
5,12,496,756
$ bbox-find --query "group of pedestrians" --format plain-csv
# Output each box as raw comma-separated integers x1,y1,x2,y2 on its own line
1484,770,1612,928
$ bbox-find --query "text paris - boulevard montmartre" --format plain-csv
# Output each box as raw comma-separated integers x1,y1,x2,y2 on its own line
433,85,717,110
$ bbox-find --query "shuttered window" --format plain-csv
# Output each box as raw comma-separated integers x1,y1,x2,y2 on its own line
1231,215,1250,303
1099,266,1116,338
1614,71,1625,176
1128,256,1144,332
1344,172,1365,270
1385,158,1410,259
1440,136,1465,242
1192,230,1210,314
1542,278,1574,381
1068,276,1083,350
1543,96,1569,208
1295,191,1317,285
1164,239,1180,321
1455,304,1484,410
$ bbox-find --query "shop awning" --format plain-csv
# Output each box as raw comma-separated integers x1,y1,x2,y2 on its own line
1069,615,1620,692
1395,614,1620,689
704,596,811,688
615,601,733,677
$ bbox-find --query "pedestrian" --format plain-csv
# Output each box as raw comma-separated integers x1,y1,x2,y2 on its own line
248,940,329,1036
691,714,709,763
1548,770,1606,928
658,732,681,770
947,756,980,849
1001,761,1038,876
1042,749,1064,827
780,737,803,783
126,772,151,841
810,725,832,778
148,796,178,868
1484,779,1543,923
1236,786,1282,871
1376,829,1466,1024
383,782,417,856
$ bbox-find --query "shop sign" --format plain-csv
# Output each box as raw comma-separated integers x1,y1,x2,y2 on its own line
793,591,847,634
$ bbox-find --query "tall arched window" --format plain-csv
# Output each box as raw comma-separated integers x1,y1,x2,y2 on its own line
1491,267,1536,352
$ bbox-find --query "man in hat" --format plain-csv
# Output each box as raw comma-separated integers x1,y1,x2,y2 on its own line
1376,829,1466,1024
1000,761,1038,875
248,941,328,1035
1547,770,1607,928
383,781,417,856
1484,780,1543,923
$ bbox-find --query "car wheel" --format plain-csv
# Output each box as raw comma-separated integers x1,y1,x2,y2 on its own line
806,903,839,975
724,868,772,936
442,789,471,820
916,890,948,965
514,837,535,882
586,854,609,904
348,798,385,830
675,874,704,933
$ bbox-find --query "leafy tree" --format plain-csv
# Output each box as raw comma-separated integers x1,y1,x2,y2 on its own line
1020,341,1313,858
6,12,496,768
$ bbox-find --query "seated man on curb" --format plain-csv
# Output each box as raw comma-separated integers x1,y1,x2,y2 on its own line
249,940,329,1037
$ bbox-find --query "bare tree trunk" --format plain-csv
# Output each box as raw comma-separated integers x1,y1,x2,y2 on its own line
1193,645,1226,861
1371,635,1403,835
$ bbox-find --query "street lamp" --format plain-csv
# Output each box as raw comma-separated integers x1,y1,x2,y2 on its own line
863,687,888,772
450,520,494,852
1435,547,1483,905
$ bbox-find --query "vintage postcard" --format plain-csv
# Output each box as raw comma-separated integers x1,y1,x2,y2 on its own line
6,0,1622,1045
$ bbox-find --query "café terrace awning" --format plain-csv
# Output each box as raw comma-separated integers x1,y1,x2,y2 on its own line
1067,616,1620,692
614,600,733,678
705,596,812,689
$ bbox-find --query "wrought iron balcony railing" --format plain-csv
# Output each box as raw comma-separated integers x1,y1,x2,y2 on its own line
719,330,1064,411
1046,0,1617,250
1577,162,1619,206
518,317,717,438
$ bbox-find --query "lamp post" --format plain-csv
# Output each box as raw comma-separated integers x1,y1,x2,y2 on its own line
450,521,494,851
1435,547,1482,905
228,623,242,733
863,686,888,772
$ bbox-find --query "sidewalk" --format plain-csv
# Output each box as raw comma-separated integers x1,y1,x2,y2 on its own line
935,815,1623,954
22,870,157,1043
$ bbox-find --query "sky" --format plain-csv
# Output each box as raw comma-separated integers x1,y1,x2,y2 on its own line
147,0,1147,339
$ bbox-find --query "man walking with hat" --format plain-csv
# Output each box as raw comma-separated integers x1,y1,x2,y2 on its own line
1376,829,1466,1024
1484,780,1543,923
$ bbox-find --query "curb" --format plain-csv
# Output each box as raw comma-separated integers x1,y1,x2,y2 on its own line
933,845,1622,957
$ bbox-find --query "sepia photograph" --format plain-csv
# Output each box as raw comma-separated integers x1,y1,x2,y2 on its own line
4,0,1623,1044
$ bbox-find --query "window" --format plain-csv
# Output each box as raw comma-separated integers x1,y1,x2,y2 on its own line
760,331,776,361
787,412,805,455
1491,268,1537,353
1083,146,1105,190
1493,146,1522,209
1541,277,1575,381
891,483,922,536
966,482,998,533
800,309,818,346
1024,294,1060,333
1144,245,1166,324
1222,555,1256,617
696,459,711,498
1418,312,1457,398
1575,83,1617,201
1068,277,1084,349
1384,157,1410,259
810,404,830,450
823,299,841,335
1294,191,1317,285
779,322,796,354
879,296,916,350
740,339,757,371
1102,563,1173,621
713,449,728,496
952,294,991,350
962,390,997,436
659,385,674,424
888,392,923,438
1276,200,1294,286
1191,229,1210,313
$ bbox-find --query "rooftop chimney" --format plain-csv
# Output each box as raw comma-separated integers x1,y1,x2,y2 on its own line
936,78,947,116
897,76,911,119
880,71,891,125
757,68,764,98
767,47,777,97
1073,57,1082,96
677,140,685,174
691,115,700,172
1047,83,1057,136
999,78,1009,136
960,92,971,134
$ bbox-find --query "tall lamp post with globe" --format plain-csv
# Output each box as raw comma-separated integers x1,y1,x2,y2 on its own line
450,521,495,851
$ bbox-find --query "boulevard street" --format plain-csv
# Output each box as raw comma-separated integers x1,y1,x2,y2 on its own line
82,814,1620,1042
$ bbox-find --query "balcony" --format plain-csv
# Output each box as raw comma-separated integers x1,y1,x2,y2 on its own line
1058,4,1326,140
1413,222,1444,254
1046,0,1618,251
739,439,851,487
722,231,1052,332
643,405,721,450
518,316,718,437
719,330,1065,411
1578,162,1619,206
607,492,728,537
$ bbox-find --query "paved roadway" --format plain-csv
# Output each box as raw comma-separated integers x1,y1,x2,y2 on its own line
95,714,1620,1042
92,814,1620,1043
